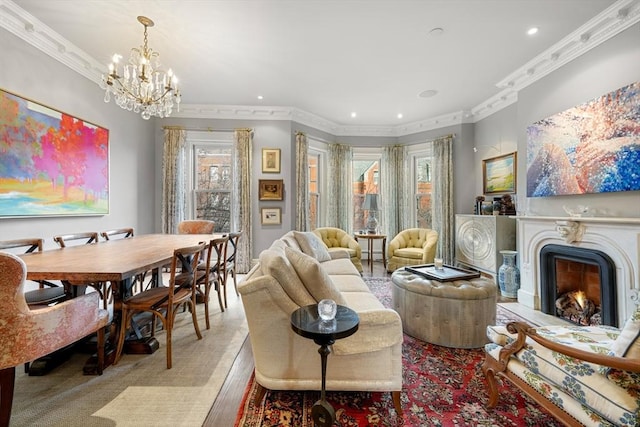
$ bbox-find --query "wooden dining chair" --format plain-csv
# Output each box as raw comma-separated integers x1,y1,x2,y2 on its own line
52,232,108,307
177,220,215,234
99,228,149,294
0,238,67,306
100,227,134,241
196,236,229,328
113,242,206,369
224,231,242,304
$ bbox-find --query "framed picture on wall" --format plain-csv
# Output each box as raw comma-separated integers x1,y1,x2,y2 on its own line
262,148,281,173
261,207,282,225
258,179,284,201
483,152,517,195
0,88,109,218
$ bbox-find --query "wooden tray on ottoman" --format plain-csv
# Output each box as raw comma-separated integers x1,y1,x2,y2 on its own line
405,264,480,282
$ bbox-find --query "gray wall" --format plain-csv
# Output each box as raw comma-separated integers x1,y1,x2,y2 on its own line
474,22,640,218
0,29,156,249
160,117,293,255
3,21,638,259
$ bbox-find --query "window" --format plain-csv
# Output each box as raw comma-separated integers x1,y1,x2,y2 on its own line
187,131,234,233
353,158,380,232
308,152,320,230
415,155,432,228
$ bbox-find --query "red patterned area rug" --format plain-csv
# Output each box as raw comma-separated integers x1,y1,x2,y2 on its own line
234,277,560,427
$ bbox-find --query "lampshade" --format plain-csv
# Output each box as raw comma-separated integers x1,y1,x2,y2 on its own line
362,194,379,211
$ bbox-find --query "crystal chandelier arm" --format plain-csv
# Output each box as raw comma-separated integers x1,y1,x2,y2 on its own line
101,15,180,120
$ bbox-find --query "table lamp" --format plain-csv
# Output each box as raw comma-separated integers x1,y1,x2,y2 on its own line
362,194,379,234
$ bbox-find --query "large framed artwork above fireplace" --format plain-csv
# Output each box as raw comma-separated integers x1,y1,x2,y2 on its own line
516,216,640,327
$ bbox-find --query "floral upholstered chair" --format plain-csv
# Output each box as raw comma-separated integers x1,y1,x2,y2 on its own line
0,252,109,425
483,309,640,426
177,220,215,234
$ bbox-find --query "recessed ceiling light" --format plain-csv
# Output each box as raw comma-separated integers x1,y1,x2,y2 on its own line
257,95,263,100
429,27,444,37
397,113,403,119
351,112,357,118
418,89,438,98
527,27,539,36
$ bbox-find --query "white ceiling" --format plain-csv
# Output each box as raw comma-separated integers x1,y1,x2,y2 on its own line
6,0,634,134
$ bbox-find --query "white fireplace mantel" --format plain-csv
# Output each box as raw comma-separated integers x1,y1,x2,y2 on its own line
515,215,640,326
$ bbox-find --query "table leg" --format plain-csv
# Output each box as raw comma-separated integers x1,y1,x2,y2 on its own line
369,239,374,274
382,237,387,269
311,340,336,427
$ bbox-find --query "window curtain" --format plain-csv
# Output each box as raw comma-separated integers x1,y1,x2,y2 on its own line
431,135,454,264
381,145,409,239
295,132,309,231
161,127,187,234
233,129,253,273
326,143,353,232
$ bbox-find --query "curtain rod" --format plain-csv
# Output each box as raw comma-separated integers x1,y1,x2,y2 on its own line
162,126,253,133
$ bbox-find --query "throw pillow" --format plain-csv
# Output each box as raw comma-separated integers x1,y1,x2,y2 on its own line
611,305,640,358
284,246,347,305
259,248,315,307
293,231,332,262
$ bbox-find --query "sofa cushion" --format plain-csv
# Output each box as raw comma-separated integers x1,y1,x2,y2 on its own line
331,275,371,293
611,305,640,358
285,246,346,305
293,231,332,262
320,258,361,276
259,248,315,307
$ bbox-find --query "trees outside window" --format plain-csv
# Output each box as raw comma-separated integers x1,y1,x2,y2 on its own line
353,159,379,232
415,156,432,228
192,145,233,233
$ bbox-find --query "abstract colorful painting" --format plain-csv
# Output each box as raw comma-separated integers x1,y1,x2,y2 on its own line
526,81,640,197
0,89,109,217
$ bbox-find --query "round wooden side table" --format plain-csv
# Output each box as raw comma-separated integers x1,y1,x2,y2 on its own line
354,233,387,273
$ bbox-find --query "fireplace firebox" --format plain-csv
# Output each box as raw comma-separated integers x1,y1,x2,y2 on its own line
540,244,617,327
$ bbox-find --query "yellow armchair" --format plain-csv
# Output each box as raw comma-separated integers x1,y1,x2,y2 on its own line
387,228,438,272
312,227,363,273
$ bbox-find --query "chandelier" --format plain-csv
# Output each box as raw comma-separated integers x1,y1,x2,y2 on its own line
101,16,180,120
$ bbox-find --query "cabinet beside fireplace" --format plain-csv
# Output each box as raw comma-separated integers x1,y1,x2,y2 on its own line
455,214,516,278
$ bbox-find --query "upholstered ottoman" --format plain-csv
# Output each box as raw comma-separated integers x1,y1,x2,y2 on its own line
391,269,497,348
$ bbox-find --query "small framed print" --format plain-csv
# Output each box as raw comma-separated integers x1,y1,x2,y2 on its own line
261,207,281,225
262,148,281,173
482,152,517,195
258,179,283,201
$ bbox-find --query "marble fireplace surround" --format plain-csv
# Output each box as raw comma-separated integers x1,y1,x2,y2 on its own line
517,216,640,326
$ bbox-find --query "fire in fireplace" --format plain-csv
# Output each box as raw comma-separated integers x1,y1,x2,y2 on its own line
540,244,617,327
555,289,599,326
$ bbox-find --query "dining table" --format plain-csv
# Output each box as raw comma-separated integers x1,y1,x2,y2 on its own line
19,233,222,374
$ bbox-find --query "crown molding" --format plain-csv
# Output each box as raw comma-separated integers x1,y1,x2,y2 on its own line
470,0,640,121
176,104,472,137
2,0,638,137
0,0,104,84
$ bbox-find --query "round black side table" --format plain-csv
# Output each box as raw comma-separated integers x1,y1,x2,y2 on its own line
290,304,359,427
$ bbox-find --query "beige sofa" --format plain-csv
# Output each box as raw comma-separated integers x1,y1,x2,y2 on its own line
238,231,403,415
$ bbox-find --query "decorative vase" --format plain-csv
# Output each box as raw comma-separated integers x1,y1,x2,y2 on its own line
498,250,520,298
